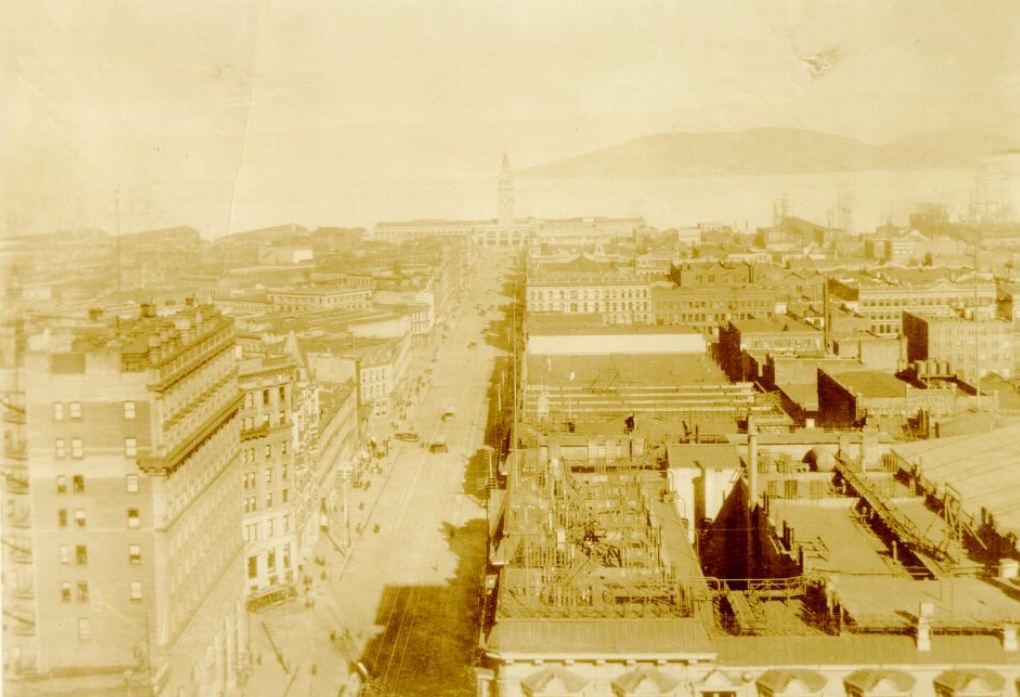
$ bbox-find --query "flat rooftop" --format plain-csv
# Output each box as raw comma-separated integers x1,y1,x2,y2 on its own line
731,316,820,334
829,369,907,398
767,498,1020,629
666,443,741,471
525,353,728,387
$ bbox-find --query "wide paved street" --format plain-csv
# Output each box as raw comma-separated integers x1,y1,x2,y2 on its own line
247,250,514,696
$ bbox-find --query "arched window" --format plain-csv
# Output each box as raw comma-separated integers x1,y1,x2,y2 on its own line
521,666,592,697
934,670,1004,697
757,669,826,697
844,669,915,697
612,666,681,697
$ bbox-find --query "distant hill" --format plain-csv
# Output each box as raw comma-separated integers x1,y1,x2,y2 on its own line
520,127,1020,178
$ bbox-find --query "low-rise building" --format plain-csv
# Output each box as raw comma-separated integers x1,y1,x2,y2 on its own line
651,285,781,336
815,367,993,429
303,334,411,422
669,261,753,288
718,317,824,382
902,309,1014,381
267,284,373,313
828,274,997,337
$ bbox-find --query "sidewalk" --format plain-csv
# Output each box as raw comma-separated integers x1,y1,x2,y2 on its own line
242,329,455,696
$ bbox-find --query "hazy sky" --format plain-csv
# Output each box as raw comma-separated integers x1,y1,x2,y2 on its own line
4,0,1019,236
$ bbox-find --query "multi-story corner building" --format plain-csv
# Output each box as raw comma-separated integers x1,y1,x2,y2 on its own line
374,285,437,344
526,275,651,325
266,284,373,313
526,255,651,325
902,309,1015,381
828,274,997,337
300,331,409,423
11,302,249,695
348,335,411,420
650,285,781,336
238,353,299,606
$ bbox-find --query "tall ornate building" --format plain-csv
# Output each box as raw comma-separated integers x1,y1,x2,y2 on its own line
5,302,250,695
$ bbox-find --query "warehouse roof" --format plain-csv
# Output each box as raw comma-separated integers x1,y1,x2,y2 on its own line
892,421,1020,536
827,369,907,398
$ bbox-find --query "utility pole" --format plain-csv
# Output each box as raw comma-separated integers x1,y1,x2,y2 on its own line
511,273,519,489
973,228,981,386
115,188,122,301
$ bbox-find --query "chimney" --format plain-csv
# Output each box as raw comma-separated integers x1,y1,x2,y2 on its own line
917,602,933,652
838,432,851,463
861,425,880,471
1005,624,1018,652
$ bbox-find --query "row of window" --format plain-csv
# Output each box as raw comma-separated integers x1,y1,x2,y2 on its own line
860,295,991,308
56,474,139,494
241,442,289,464
243,489,290,513
54,401,136,421
54,438,138,459
530,288,649,301
242,465,289,489
532,301,647,313
241,412,288,431
242,386,287,409
61,580,142,604
246,545,293,579
243,513,292,542
58,508,140,528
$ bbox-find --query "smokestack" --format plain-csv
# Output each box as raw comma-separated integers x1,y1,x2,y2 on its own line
917,602,933,652
861,425,879,471
1005,624,1018,652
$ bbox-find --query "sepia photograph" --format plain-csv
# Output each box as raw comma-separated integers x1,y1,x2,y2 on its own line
2,1,1020,696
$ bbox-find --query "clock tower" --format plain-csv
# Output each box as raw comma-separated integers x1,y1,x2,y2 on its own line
498,153,514,226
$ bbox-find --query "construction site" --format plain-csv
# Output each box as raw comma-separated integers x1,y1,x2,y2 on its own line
477,424,1020,697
